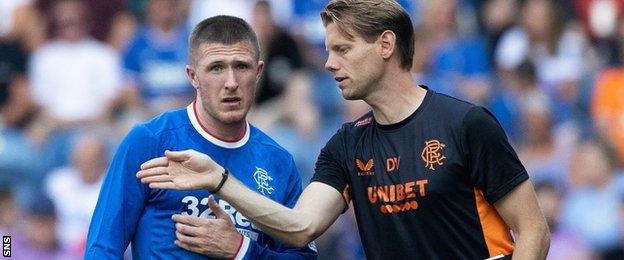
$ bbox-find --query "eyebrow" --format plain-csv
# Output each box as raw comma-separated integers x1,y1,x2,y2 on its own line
329,44,349,52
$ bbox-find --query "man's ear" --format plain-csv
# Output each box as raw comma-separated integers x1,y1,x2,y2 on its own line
256,60,265,82
378,30,397,60
186,65,199,89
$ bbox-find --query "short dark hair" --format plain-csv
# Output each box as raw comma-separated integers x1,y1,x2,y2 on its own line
321,0,415,71
188,15,260,65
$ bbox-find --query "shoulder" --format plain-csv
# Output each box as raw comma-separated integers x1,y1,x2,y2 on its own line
426,91,482,125
86,40,120,62
461,106,501,131
337,110,374,137
31,41,64,60
131,107,191,140
80,39,115,53
247,124,295,160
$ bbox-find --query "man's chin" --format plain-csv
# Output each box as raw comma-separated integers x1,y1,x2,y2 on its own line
217,111,247,125
341,90,362,101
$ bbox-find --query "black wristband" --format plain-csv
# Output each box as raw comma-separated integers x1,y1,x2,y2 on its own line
211,168,229,194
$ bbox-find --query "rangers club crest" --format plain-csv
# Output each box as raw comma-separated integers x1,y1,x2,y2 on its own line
253,167,274,195
421,140,446,170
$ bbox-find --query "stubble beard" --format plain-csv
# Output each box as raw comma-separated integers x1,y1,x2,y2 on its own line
201,98,248,126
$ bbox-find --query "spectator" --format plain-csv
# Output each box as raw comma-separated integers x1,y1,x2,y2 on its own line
28,0,123,170
591,18,624,164
251,0,307,105
561,139,623,251
29,0,122,125
517,90,577,187
496,0,587,124
187,0,293,31
0,61,42,206
45,132,107,254
0,187,21,235
11,195,78,259
122,0,193,114
574,0,624,65
417,0,493,104
0,0,46,52
534,181,592,260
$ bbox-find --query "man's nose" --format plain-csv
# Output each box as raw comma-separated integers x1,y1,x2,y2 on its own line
224,69,239,90
325,54,338,72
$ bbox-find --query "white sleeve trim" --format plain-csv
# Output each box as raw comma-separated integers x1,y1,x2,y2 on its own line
233,235,251,260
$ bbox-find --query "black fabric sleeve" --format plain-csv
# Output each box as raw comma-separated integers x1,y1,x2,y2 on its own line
310,128,350,204
462,107,529,204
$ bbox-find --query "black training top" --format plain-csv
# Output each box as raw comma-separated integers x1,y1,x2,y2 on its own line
311,86,528,259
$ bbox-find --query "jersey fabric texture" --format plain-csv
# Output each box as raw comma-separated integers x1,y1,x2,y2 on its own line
86,102,317,259
311,86,528,259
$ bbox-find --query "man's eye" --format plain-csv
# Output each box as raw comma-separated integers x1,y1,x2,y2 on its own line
236,64,249,70
210,65,223,72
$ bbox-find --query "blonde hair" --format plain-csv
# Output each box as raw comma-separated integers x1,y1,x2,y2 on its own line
321,0,414,70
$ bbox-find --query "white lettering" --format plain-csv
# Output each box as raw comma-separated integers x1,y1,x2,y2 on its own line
180,196,260,231
181,196,199,216
235,211,250,227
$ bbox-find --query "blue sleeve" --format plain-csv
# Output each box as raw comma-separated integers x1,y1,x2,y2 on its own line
236,156,317,259
237,237,317,260
85,125,159,259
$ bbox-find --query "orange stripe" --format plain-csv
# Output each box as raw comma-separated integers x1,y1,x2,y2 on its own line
342,185,351,204
474,188,515,257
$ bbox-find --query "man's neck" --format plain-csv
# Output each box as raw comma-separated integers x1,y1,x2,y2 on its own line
365,70,427,125
195,101,247,142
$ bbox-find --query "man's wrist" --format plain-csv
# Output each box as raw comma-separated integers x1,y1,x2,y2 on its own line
208,167,228,193
198,167,223,191
231,234,250,260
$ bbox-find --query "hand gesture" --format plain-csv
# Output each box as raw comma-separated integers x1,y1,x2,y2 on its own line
172,196,244,258
137,150,225,191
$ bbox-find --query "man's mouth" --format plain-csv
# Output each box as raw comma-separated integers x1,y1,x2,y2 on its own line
222,97,242,104
335,76,347,83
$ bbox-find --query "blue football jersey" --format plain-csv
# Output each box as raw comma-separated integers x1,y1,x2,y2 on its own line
85,103,317,259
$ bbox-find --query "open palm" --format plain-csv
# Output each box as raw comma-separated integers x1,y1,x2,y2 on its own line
137,150,224,191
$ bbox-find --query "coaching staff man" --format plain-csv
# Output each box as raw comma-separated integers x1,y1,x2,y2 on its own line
137,0,550,259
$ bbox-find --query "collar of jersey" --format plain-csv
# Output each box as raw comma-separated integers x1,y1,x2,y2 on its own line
186,103,250,149
375,85,432,131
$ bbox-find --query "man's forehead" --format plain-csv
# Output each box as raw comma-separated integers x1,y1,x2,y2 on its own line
324,23,357,49
197,42,257,59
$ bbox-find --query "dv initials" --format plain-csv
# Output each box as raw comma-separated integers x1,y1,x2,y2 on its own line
386,156,400,172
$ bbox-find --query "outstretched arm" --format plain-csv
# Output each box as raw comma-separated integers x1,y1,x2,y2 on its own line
172,195,318,259
137,150,345,247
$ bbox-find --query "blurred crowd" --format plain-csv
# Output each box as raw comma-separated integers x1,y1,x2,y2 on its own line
0,0,623,259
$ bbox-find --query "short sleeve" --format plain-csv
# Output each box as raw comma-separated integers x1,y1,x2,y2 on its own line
310,128,350,205
462,107,528,204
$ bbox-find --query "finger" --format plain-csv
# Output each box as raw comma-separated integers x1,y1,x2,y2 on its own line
172,214,207,227
165,150,193,162
136,166,169,178
175,230,202,246
174,239,193,252
175,223,203,237
140,157,169,170
139,175,173,184
148,182,176,190
207,196,230,221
